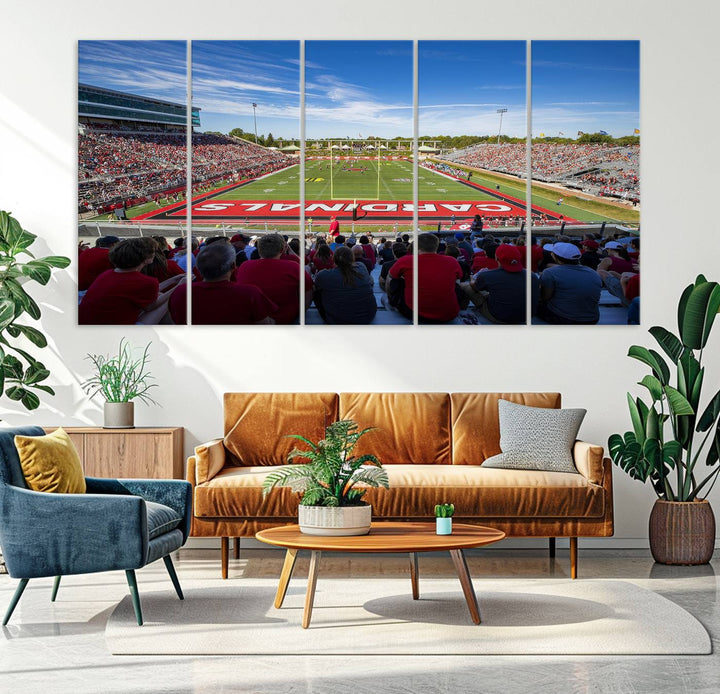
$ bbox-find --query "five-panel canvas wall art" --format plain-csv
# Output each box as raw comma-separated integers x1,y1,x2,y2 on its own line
78,40,639,326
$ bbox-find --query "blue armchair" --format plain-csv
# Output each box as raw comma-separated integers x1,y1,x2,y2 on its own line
0,426,192,626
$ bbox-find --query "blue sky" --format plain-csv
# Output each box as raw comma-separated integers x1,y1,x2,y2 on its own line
192,41,300,138
419,41,526,137
78,40,639,139
305,41,413,139
532,41,640,137
79,41,187,104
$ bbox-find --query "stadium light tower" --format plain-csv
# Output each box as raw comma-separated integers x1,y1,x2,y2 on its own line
496,108,508,145
252,103,258,144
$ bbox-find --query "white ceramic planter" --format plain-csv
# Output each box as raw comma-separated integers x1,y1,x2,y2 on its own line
103,402,135,429
436,517,453,535
298,504,372,536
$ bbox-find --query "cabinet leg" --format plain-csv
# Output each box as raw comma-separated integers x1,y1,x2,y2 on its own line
549,537,556,558
234,537,241,560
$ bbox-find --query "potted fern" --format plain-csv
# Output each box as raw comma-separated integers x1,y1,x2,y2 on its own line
262,419,389,536
83,340,158,428
609,275,720,564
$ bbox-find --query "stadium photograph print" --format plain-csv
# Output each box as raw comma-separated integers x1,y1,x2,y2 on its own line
177,40,304,325
78,40,189,325
530,40,640,326
304,40,414,326
417,40,530,326
76,38,640,328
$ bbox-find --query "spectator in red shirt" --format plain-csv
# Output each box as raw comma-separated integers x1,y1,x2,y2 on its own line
169,242,276,325
79,238,184,325
471,245,499,273
141,238,185,282
359,235,376,268
390,233,463,323
311,242,335,274
328,216,340,237
235,233,313,324
78,235,119,291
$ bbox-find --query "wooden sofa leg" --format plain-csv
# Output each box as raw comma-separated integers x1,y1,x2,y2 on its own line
234,537,241,559
570,537,578,579
221,537,229,579
548,537,556,558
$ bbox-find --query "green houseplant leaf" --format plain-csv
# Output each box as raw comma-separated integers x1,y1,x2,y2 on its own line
263,420,389,507
610,275,720,502
679,277,720,349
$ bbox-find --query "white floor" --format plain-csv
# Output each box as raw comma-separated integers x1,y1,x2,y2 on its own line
1,548,718,693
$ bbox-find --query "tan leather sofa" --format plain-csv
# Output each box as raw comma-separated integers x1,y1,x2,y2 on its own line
187,392,613,578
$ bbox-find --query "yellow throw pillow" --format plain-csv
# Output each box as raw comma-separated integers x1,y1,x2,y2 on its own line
14,428,86,494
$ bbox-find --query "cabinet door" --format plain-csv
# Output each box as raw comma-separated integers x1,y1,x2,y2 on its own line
83,433,174,478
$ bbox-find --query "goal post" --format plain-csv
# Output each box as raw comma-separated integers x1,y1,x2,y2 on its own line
327,140,382,201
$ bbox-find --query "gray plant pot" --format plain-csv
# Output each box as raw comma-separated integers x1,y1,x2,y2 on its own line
103,402,135,429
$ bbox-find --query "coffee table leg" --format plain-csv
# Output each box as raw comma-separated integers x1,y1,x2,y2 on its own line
302,550,321,629
409,552,419,599
449,549,481,624
274,548,299,608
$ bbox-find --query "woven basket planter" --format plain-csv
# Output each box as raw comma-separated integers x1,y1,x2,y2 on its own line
298,504,372,536
649,499,716,565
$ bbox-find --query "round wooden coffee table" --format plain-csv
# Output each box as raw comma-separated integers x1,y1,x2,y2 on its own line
256,521,505,628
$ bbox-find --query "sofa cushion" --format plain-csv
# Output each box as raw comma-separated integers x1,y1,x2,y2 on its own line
451,392,562,464
339,392,451,465
145,500,183,540
193,464,603,520
482,400,585,474
223,393,338,466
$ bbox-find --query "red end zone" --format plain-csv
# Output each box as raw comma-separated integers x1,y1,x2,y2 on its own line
178,199,530,221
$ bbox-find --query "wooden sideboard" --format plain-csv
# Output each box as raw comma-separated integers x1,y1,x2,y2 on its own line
43,427,184,480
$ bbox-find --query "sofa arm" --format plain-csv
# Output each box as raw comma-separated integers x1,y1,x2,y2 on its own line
0,485,147,578
85,477,192,541
192,438,226,484
573,440,605,485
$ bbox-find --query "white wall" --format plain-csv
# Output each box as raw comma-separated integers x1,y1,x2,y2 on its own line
1,0,719,547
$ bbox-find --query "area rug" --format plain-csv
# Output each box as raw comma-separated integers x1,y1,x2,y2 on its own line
105,578,711,655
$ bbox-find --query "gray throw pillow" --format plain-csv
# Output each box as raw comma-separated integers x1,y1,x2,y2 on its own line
482,399,586,474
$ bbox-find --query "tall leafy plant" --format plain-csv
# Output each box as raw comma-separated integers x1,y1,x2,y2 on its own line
0,211,70,410
609,275,720,501
263,419,389,506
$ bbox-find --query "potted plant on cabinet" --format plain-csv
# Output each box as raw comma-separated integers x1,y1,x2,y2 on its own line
609,274,720,564
83,339,158,429
262,419,389,536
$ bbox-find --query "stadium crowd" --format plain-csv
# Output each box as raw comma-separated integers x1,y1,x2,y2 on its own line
78,127,290,214
440,143,640,201
78,224,639,326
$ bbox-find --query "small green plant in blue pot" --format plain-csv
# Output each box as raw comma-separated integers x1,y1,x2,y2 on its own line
435,503,454,535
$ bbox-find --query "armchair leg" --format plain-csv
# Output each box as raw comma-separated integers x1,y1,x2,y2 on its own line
3,578,29,626
125,570,143,626
163,555,184,600
570,537,578,579
234,537,241,559
221,537,229,579
548,537,556,558
51,576,61,602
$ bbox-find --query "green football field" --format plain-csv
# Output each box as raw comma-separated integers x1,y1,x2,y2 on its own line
115,157,638,224
207,158,635,223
